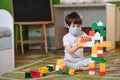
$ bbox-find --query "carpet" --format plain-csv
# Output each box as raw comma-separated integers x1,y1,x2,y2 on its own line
1,51,120,80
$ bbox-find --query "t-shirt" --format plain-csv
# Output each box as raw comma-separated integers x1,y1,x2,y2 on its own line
63,31,88,63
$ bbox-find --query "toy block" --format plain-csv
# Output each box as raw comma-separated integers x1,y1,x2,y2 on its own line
55,65,60,71
101,41,111,47
92,54,97,57
77,42,84,47
100,31,106,36
39,67,49,74
100,63,106,72
47,65,54,72
100,58,106,63
89,61,95,68
30,71,40,78
68,68,75,75
66,66,70,74
84,41,94,47
62,66,66,73
97,21,104,26
54,64,56,70
58,69,63,74
92,22,97,30
42,73,47,77
92,32,103,43
89,68,95,71
97,54,103,58
89,71,95,75
25,72,32,78
56,59,66,69
100,71,106,76
97,47,103,50
92,46,97,54
97,50,103,54
89,30,95,36
92,57,105,62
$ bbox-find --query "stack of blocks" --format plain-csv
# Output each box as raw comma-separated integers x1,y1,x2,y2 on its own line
78,21,111,76
55,59,75,75
25,65,54,78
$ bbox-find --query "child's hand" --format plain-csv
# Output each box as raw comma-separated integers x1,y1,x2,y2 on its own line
80,36,91,43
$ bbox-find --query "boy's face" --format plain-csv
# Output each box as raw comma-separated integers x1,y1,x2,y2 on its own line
69,23,82,36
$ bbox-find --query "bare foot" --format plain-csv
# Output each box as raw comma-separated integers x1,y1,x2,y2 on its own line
79,66,89,70
112,59,120,64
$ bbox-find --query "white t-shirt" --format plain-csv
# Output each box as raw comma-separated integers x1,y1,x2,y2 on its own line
63,31,88,63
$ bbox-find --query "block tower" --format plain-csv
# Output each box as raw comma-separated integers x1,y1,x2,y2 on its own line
78,21,111,76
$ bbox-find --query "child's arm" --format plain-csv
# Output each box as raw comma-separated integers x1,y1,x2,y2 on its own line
65,45,81,54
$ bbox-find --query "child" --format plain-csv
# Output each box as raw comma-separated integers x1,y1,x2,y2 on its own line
63,12,91,70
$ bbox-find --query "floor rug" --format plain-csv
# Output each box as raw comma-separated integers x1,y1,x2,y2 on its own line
1,52,120,80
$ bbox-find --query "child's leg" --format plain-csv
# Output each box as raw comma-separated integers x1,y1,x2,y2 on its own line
79,66,89,70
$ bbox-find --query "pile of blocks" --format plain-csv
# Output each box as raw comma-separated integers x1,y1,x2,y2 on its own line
25,65,54,78
78,21,111,76
54,59,75,75
25,59,75,79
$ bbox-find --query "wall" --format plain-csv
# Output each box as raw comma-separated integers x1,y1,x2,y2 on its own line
0,0,11,13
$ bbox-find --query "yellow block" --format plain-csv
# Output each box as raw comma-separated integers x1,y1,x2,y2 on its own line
101,41,111,47
100,63,106,72
92,46,97,54
39,67,49,74
89,61,95,68
68,68,75,75
56,59,66,69
77,42,84,47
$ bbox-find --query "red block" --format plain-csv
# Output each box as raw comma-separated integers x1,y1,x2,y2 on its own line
89,68,95,71
97,47,103,50
100,71,106,76
97,54,103,58
62,66,66,73
30,70,40,78
54,64,56,70
89,30,95,36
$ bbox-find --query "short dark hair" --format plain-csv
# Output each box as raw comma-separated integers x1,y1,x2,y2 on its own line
65,12,82,26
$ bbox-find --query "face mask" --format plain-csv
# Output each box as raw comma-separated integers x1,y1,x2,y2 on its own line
69,26,81,35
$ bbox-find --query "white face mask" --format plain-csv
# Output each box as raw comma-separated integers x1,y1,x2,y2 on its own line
69,26,82,35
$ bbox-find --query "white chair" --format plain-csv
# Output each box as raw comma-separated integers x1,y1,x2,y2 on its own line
0,9,14,73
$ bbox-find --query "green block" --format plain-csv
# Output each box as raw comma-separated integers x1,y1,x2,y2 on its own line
47,66,54,72
52,0,60,4
100,31,106,37
100,58,106,63
66,66,70,74
92,22,97,30
92,57,106,63
92,57,101,61
58,69,63,74
42,73,47,76
25,72,31,78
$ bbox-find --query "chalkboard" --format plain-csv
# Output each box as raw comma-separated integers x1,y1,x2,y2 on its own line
11,0,53,24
